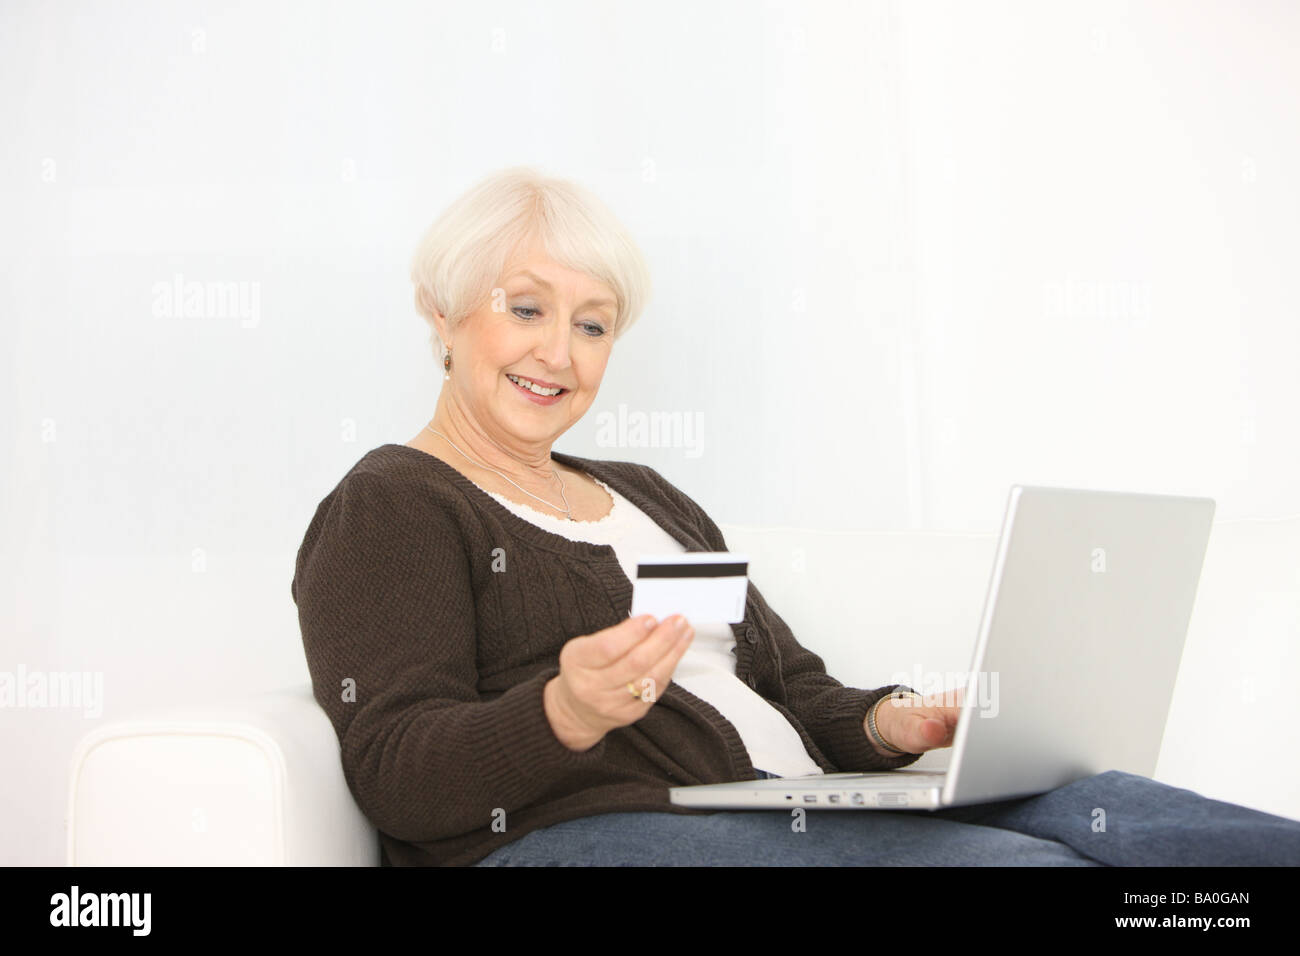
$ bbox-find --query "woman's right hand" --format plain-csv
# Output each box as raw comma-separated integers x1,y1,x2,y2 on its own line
544,614,694,752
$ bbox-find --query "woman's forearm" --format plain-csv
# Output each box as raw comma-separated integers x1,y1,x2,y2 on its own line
544,677,604,752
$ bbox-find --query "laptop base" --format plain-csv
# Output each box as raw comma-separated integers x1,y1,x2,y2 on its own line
670,770,948,810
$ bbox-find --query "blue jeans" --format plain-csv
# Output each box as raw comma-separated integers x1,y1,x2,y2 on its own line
473,769,1300,866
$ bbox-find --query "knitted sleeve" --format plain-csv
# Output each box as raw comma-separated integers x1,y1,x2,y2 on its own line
743,581,924,772
640,466,923,772
293,471,612,844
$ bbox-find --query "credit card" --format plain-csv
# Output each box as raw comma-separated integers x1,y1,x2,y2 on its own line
629,552,749,625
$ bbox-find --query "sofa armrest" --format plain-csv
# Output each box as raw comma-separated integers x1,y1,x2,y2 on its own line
67,683,379,866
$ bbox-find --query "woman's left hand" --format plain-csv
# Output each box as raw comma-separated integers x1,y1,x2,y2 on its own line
866,686,965,756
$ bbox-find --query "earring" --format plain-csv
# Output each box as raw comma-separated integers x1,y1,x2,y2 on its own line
443,347,452,381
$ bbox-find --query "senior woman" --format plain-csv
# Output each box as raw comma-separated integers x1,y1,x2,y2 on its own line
293,166,1300,867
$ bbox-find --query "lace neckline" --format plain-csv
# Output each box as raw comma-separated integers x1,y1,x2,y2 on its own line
483,475,622,527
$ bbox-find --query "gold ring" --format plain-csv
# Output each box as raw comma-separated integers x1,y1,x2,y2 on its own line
626,681,641,698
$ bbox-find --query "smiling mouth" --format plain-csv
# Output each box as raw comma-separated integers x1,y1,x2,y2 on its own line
506,373,568,397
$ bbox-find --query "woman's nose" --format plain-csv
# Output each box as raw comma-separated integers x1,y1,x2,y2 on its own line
535,319,573,366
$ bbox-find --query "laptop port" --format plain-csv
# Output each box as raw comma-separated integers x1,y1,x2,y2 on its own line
803,795,817,803
828,794,840,804
851,793,865,805
878,792,909,807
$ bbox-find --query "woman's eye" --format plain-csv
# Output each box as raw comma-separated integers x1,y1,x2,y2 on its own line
514,306,605,337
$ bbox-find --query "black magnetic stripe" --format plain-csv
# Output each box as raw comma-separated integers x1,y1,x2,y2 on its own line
636,562,748,578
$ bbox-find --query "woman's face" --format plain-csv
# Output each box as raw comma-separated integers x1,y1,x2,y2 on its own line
439,238,618,452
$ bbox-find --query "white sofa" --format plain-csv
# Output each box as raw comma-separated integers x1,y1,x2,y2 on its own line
66,515,1300,865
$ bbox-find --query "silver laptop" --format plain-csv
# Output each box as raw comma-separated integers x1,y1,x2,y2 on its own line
670,484,1216,811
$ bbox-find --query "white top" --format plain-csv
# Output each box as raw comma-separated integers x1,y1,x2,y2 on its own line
481,477,824,778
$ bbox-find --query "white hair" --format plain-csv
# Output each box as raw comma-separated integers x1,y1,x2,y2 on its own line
409,166,653,358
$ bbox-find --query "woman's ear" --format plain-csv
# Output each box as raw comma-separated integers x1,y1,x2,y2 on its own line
417,285,448,335
431,309,450,350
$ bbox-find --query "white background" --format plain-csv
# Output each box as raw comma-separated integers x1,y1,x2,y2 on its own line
3,0,1298,865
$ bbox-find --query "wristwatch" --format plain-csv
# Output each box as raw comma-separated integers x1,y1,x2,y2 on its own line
867,686,923,755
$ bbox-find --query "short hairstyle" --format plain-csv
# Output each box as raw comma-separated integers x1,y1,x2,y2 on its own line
409,166,653,358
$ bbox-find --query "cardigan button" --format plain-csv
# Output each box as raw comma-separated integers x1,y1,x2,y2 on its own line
744,627,758,644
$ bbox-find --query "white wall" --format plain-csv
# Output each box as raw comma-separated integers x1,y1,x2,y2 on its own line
2,0,1297,865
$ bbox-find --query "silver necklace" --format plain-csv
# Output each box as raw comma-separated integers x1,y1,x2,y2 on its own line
424,425,576,521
